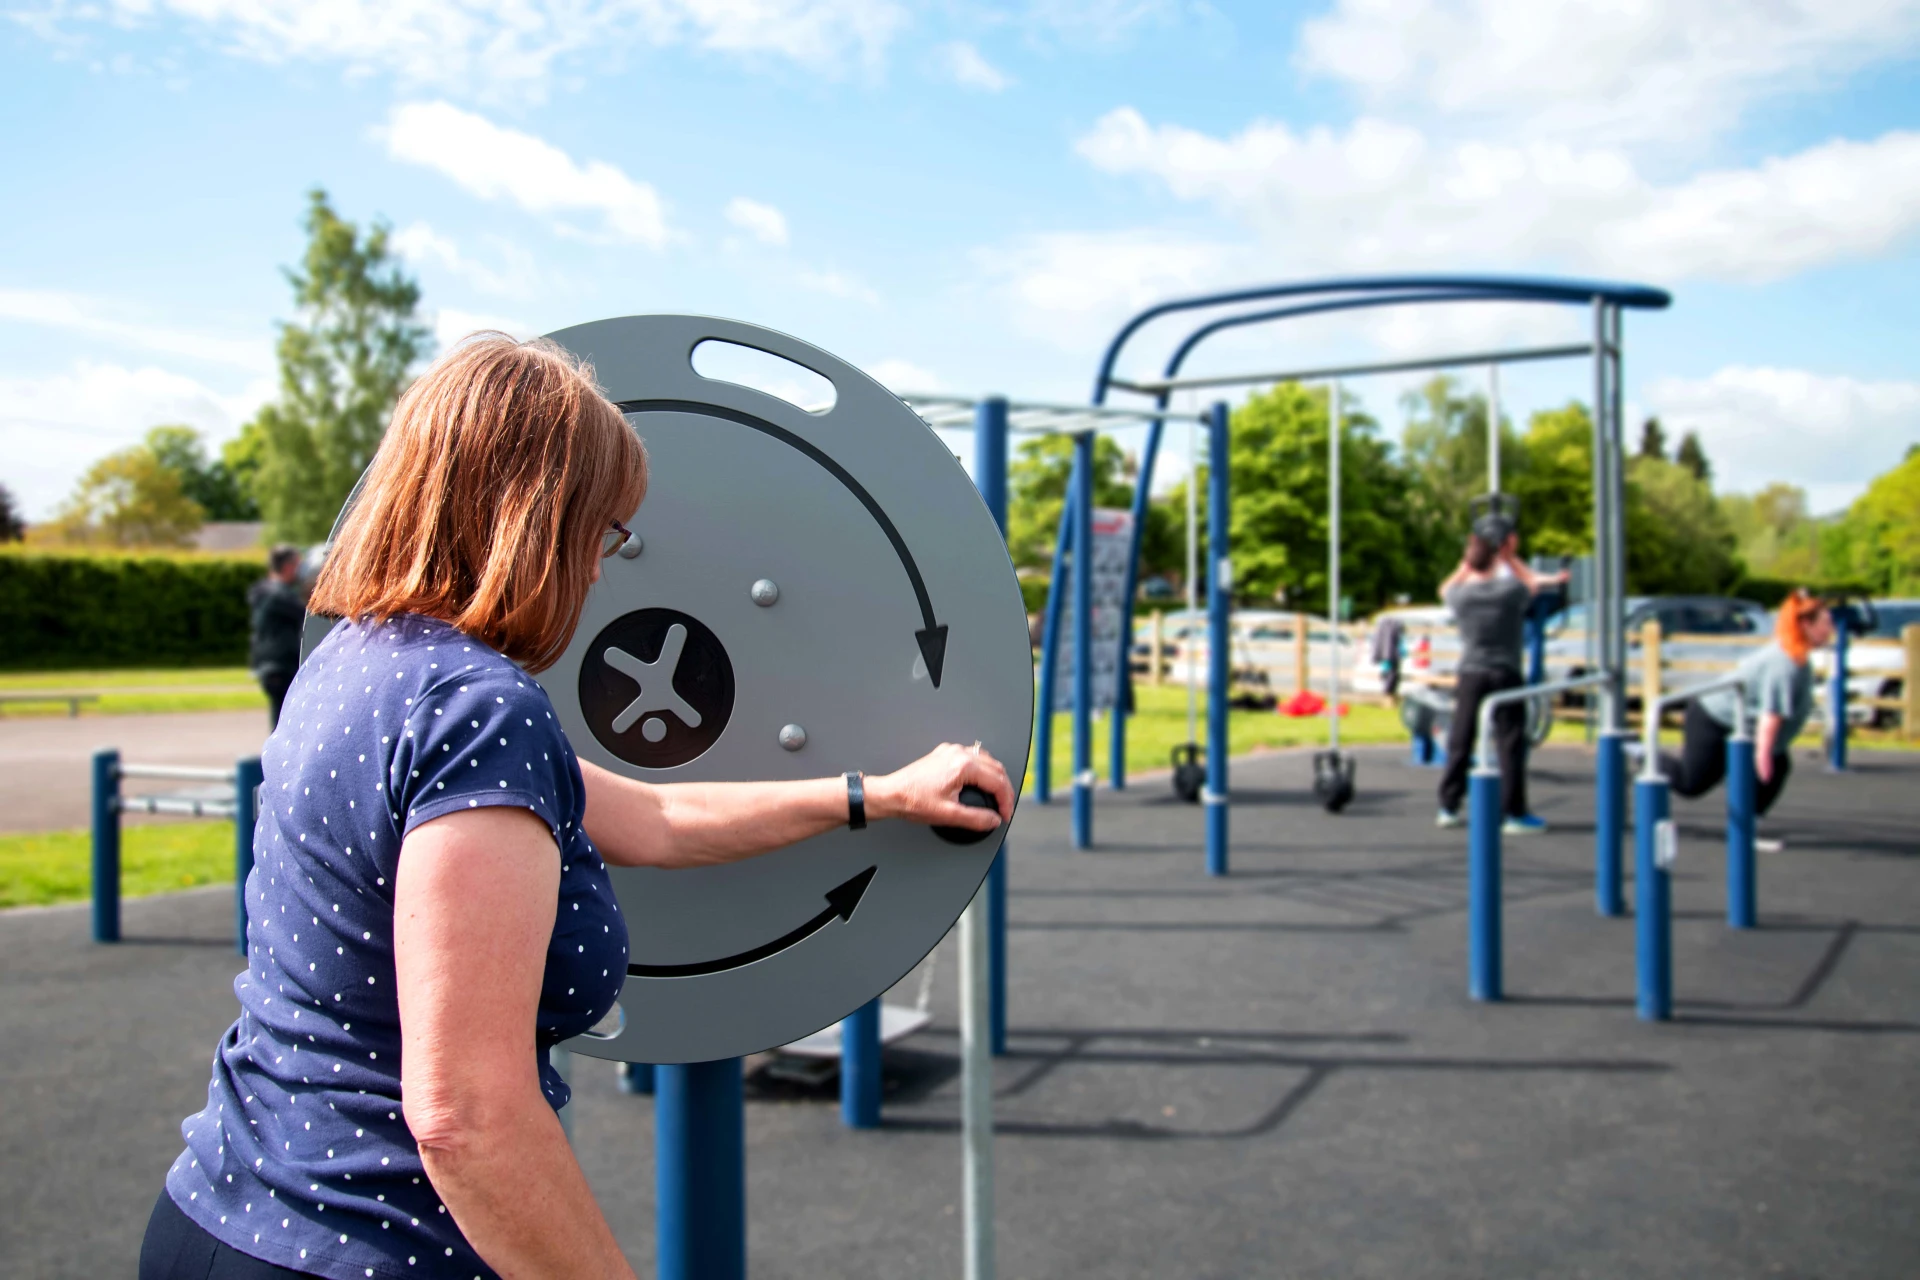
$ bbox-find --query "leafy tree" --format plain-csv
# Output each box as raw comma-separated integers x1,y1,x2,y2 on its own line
1225,382,1417,612
1623,455,1740,594
1673,430,1712,483
146,425,259,521
1503,402,1596,559
1637,416,1667,460
50,444,206,547
246,189,430,541
1841,445,1920,594
1719,482,1824,581
0,483,23,541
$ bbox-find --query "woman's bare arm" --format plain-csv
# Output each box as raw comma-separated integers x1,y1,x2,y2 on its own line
396,806,637,1280
581,743,1015,869
1755,711,1782,782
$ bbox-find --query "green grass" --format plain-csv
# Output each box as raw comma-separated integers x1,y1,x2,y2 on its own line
0,821,235,909
0,667,264,717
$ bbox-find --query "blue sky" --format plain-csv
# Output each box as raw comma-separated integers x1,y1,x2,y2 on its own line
4,0,1919,521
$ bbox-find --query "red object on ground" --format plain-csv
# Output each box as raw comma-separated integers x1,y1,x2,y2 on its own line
1280,691,1347,718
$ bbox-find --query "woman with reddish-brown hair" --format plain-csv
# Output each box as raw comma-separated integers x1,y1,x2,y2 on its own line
1660,588,1833,831
139,336,1013,1280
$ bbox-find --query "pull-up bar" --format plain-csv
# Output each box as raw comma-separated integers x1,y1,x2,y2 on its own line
1108,341,1601,396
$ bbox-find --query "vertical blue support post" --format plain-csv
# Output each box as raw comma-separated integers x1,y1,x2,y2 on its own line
1726,734,1757,929
1205,401,1231,877
1635,775,1673,1020
656,1059,746,1280
1525,616,1547,687
91,748,120,944
1467,767,1503,1001
1071,432,1095,850
840,997,882,1129
973,398,1011,1057
617,1061,656,1094
1595,731,1627,917
1828,613,1851,772
1411,731,1439,767
1110,412,1167,791
1034,478,1074,806
234,756,263,956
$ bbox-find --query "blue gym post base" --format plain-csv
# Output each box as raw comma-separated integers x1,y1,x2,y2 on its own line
1828,615,1850,772
1410,731,1441,768
616,1061,656,1094
972,399,1011,1055
1204,402,1231,877
840,997,882,1128
656,1059,746,1280
1595,731,1627,917
91,748,120,944
1467,769,1503,1001
1071,432,1095,850
234,756,263,956
1726,737,1757,929
1634,776,1673,1021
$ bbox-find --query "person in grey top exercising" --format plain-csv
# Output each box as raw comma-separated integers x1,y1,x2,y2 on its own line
1435,517,1566,833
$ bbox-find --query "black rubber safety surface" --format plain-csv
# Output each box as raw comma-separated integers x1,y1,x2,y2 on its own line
4,745,1917,1278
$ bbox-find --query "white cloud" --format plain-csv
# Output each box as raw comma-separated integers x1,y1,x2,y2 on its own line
390,222,540,296
795,267,881,306
975,228,1239,348
0,361,270,520
864,357,942,393
431,308,536,349
1074,108,1920,285
938,40,1009,92
25,0,907,98
724,197,789,246
1298,0,1920,146
383,101,670,248
0,287,269,371
1646,366,1920,512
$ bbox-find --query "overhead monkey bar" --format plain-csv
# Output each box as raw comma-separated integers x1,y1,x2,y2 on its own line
1049,273,1669,886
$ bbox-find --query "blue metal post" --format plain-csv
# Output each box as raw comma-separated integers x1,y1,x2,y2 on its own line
1525,616,1547,686
1595,730,1627,917
1726,734,1757,929
1205,402,1231,877
1828,613,1850,771
1110,412,1167,790
1467,767,1503,1001
1634,775,1673,1020
234,756,262,956
840,997,882,1129
1034,476,1074,805
91,748,120,944
656,1059,746,1280
973,399,1011,1057
1071,432,1095,850
617,1061,656,1094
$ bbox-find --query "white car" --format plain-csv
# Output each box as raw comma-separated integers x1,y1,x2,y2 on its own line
1812,599,1919,728
1144,609,1384,696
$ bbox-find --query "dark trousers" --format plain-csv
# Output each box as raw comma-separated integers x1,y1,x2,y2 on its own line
1661,700,1792,816
1439,667,1528,818
258,669,293,730
140,1191,309,1279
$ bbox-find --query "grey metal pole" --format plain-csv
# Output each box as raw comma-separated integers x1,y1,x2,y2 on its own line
1488,364,1501,494
1591,296,1614,725
1608,304,1629,716
959,892,995,1280
1328,380,1342,751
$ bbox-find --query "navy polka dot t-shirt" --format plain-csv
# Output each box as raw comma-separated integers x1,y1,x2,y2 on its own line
165,614,629,1280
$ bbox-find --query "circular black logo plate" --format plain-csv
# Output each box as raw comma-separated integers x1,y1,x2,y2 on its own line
579,608,735,769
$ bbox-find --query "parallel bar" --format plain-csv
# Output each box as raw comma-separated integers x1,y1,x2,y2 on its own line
840,998,882,1129
91,748,120,944
117,795,237,818
1205,401,1231,877
117,763,238,783
1112,343,1596,395
959,891,996,1280
234,756,263,955
656,1059,746,1280
1070,432,1095,850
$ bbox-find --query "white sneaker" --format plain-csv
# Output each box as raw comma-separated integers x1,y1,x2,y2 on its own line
1435,808,1463,829
1755,837,1785,853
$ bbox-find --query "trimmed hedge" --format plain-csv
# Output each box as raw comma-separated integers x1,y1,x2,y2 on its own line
0,550,266,670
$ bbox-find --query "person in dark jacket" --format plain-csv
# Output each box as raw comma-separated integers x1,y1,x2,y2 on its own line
247,545,305,728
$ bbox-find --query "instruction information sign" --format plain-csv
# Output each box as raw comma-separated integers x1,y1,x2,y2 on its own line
1051,507,1134,712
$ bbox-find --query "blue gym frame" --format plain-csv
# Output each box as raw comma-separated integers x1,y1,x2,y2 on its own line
1035,275,1670,895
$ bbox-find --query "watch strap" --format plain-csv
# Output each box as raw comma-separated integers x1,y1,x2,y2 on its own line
845,771,867,830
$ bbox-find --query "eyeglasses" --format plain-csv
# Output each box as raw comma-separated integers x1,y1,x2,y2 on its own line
602,518,635,558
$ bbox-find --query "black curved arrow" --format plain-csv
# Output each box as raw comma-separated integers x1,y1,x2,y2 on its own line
617,398,949,686
625,866,876,979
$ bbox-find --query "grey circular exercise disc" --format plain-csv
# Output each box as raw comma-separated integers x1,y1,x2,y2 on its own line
539,315,1033,1065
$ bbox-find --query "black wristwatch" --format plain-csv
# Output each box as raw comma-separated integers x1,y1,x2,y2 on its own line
845,771,867,830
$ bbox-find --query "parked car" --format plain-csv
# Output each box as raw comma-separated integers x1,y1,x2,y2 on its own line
1144,610,1384,696
1813,599,1919,727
